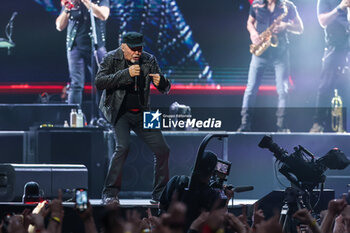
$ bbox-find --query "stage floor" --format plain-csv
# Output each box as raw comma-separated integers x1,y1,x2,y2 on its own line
0,199,258,209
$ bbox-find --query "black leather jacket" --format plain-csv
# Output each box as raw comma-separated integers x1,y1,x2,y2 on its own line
95,47,171,124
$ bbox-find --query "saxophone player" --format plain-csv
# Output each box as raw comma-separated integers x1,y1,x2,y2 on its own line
310,0,350,133
237,0,303,132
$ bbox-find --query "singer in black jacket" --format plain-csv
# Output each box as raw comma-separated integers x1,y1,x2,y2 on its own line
95,32,171,204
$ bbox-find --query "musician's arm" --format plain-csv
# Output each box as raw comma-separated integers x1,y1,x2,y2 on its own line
247,15,260,44
273,4,303,35
318,10,339,28
56,9,69,31
318,0,350,28
286,11,303,34
81,0,110,21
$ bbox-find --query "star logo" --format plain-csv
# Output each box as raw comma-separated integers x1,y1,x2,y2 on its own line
150,109,162,122
143,110,162,129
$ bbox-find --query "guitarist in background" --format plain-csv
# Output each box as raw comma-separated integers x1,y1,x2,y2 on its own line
55,0,110,105
310,0,350,133
237,0,303,132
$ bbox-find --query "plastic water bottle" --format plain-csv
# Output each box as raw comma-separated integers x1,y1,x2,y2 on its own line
77,109,84,128
70,109,77,128
64,120,69,127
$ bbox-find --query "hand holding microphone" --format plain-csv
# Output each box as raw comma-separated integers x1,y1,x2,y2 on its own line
129,61,140,91
61,0,75,10
129,63,140,77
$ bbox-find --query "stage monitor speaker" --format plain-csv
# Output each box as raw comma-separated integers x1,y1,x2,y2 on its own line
0,132,25,163
29,127,113,198
257,189,334,219
0,164,88,202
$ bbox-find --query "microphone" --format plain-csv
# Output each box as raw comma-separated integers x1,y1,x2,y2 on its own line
9,12,18,22
62,0,74,10
232,186,254,193
133,60,139,91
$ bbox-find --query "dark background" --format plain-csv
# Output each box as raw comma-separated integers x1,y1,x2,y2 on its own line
0,0,340,107
2,1,350,202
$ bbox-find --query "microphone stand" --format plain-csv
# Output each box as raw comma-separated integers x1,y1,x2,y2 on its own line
3,12,17,55
88,1,100,125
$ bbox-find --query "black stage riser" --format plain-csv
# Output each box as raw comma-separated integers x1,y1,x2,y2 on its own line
0,132,26,163
28,128,114,199
1,103,349,132
0,164,88,201
123,133,350,199
1,132,350,199
0,104,80,130
0,128,114,199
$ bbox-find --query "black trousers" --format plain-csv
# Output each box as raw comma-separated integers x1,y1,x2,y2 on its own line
315,46,348,125
102,111,170,200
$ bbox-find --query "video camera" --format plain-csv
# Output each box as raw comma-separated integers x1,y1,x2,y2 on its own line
210,159,232,189
259,135,350,192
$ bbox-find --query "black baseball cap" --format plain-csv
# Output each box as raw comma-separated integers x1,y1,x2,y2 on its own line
121,32,145,48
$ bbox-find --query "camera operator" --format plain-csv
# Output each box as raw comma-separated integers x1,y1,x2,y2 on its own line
159,151,233,230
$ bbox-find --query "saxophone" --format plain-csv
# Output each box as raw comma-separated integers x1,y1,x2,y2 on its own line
331,89,345,133
249,3,289,56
